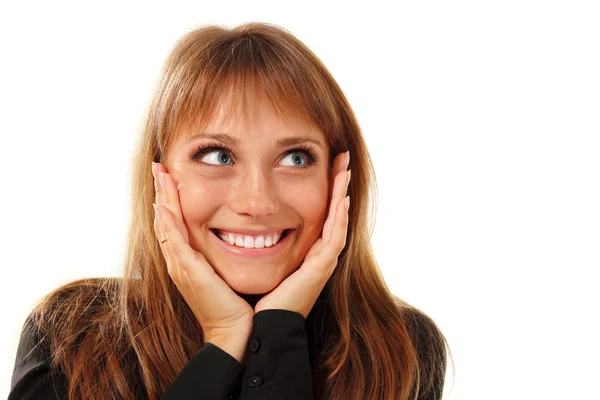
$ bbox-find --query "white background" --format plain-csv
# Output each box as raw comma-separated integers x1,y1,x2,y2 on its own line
1,1,599,399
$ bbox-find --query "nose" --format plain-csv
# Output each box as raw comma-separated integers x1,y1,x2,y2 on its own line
229,167,280,218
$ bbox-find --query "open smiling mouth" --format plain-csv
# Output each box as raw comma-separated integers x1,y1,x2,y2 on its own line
209,228,294,252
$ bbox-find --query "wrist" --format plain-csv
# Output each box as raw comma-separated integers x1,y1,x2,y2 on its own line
205,330,251,364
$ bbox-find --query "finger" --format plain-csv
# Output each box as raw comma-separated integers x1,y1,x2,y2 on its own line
153,203,190,287
155,163,169,206
156,167,184,226
153,203,183,282
153,203,174,262
322,194,350,267
302,194,349,279
322,152,349,242
153,203,166,244
152,162,165,206
152,163,170,247
154,163,189,243
323,169,350,243
154,203,204,276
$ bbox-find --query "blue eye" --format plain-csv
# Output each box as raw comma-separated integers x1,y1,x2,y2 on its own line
281,152,308,167
192,141,319,169
197,149,233,166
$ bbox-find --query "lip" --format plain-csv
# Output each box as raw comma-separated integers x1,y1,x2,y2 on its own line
210,229,294,258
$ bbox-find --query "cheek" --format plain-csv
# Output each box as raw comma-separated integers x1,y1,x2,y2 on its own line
178,180,226,224
287,179,329,229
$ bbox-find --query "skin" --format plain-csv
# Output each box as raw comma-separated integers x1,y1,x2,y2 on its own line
162,95,335,295
150,93,351,355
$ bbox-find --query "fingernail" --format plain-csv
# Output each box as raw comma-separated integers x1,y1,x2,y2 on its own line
159,172,167,190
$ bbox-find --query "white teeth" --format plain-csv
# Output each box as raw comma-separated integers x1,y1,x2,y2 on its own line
235,236,244,247
243,236,254,248
216,230,286,249
254,236,265,248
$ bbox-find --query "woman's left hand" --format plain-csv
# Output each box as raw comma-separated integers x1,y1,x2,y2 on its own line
254,151,351,318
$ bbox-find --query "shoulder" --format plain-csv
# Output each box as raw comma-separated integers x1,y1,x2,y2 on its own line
39,277,123,306
28,276,124,335
17,277,124,359
399,305,448,399
33,277,123,320
10,310,64,394
16,276,123,347
12,312,48,370
11,277,125,393
400,306,446,353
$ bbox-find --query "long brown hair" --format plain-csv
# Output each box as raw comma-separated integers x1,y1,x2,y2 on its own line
26,22,453,399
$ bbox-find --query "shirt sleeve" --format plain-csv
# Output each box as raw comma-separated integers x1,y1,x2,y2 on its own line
239,309,313,400
160,342,244,399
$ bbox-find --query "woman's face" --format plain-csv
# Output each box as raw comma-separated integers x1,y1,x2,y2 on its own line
163,96,330,294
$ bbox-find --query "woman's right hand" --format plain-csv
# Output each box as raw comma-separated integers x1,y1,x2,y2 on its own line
151,162,254,351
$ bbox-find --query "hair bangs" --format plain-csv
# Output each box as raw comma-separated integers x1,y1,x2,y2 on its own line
160,32,333,151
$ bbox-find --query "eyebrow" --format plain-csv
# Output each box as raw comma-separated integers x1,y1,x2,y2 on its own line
186,133,324,149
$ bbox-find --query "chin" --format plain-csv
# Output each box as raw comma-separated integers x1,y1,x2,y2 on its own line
216,268,281,295
229,280,278,295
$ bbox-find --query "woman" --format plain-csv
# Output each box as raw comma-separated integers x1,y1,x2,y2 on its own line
9,22,451,400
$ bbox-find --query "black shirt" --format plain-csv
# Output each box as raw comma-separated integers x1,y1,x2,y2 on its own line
9,306,445,399
9,309,312,400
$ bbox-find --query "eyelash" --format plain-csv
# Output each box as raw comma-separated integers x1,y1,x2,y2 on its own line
192,141,319,169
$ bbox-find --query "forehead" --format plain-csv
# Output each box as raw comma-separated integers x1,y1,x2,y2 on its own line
176,89,325,144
